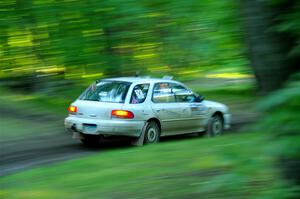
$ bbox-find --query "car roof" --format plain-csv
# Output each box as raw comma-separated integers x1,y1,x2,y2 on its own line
101,77,181,84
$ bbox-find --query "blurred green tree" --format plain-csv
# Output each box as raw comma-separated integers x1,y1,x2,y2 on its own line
240,0,300,92
0,0,247,92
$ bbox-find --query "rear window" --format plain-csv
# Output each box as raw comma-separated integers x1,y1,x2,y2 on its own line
130,84,150,104
79,81,131,103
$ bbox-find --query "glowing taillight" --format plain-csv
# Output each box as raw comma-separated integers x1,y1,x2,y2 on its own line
68,105,77,114
111,110,134,119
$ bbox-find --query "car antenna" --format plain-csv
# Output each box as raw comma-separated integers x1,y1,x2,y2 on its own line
135,71,140,77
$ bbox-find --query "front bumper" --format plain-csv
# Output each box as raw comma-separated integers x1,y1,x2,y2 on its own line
65,116,145,137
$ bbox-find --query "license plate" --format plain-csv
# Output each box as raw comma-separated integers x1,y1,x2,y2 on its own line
83,124,97,133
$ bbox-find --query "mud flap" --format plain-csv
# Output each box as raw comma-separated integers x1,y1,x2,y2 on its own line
205,118,213,137
72,131,85,140
72,132,80,139
131,122,148,146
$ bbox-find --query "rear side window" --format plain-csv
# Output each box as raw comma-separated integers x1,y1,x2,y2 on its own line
152,83,175,103
130,84,150,104
79,81,131,103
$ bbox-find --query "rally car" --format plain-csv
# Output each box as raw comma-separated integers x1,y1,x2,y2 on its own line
65,77,231,146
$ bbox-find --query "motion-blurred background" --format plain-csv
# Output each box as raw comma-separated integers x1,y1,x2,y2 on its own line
0,0,300,198
1,0,252,93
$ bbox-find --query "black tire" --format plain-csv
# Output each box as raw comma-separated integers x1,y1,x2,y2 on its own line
144,122,160,144
80,134,101,146
205,114,224,137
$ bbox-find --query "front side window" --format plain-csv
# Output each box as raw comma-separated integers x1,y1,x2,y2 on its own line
79,81,131,103
130,84,150,104
152,83,175,103
170,83,196,103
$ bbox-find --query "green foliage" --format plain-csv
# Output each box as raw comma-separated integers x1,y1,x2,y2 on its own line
273,1,300,57
0,0,248,89
254,73,300,187
0,133,297,199
257,73,300,111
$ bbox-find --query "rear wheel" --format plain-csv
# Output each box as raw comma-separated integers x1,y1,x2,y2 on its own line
205,114,224,137
80,134,101,146
144,122,160,144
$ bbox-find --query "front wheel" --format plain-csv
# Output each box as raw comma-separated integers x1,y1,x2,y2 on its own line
205,115,224,137
144,122,160,144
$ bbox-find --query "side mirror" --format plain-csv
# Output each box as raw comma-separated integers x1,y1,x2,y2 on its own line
195,95,204,102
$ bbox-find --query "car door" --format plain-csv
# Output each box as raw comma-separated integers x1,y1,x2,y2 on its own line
151,82,191,135
171,83,209,132
187,101,209,132
171,83,203,133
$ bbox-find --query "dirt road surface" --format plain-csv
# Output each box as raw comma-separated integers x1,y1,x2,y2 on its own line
0,104,257,177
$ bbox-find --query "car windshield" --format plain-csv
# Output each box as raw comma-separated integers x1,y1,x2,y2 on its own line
79,81,131,103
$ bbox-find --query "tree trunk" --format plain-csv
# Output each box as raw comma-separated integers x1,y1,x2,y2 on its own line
240,0,294,92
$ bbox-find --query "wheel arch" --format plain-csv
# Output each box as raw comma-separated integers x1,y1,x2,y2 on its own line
146,117,161,132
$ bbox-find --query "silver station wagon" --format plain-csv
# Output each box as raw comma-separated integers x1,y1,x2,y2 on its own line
65,77,231,146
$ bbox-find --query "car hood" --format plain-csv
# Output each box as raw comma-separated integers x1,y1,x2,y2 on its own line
202,100,229,113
